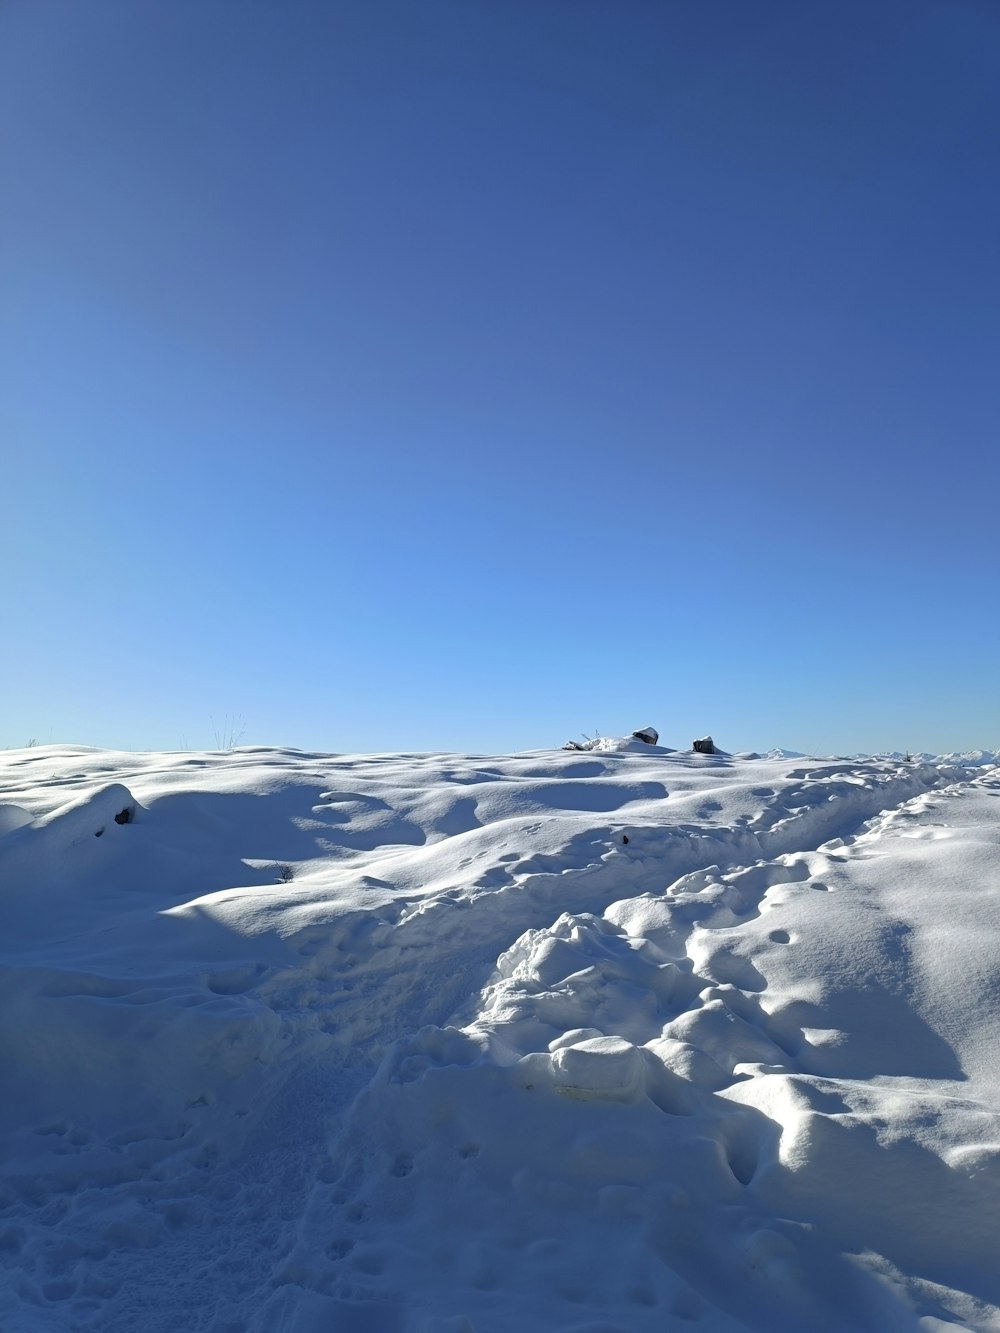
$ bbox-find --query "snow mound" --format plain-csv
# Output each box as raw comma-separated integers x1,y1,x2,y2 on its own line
564,733,674,754
550,1035,645,1100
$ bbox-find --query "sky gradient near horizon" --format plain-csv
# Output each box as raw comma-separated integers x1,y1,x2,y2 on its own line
3,0,999,756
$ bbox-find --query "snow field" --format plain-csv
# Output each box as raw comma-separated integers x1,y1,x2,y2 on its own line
0,745,998,1330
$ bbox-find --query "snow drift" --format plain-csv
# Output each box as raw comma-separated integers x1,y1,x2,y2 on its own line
1,743,998,1331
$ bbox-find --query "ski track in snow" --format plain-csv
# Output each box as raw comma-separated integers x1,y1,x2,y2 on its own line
0,745,998,1332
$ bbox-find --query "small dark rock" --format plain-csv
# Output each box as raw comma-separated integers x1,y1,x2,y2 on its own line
114,807,132,825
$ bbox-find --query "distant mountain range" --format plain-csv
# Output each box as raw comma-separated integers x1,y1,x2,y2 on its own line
761,747,999,767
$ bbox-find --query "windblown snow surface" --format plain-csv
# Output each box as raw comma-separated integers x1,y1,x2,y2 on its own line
2,743,1000,1332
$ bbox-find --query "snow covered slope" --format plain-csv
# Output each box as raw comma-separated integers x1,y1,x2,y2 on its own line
1,745,998,1331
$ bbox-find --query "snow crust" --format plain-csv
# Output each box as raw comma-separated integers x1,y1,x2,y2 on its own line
1,743,999,1331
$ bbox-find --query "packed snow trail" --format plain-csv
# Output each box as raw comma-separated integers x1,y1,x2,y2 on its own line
0,745,997,1331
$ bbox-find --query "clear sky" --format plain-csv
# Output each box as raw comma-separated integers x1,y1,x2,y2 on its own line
2,0,998,757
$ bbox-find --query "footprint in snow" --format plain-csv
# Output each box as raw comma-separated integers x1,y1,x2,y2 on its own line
389,1152,414,1178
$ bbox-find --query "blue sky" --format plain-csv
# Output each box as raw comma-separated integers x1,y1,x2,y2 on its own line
2,0,998,756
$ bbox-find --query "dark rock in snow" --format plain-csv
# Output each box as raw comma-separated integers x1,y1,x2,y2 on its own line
692,736,716,754
632,727,659,746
